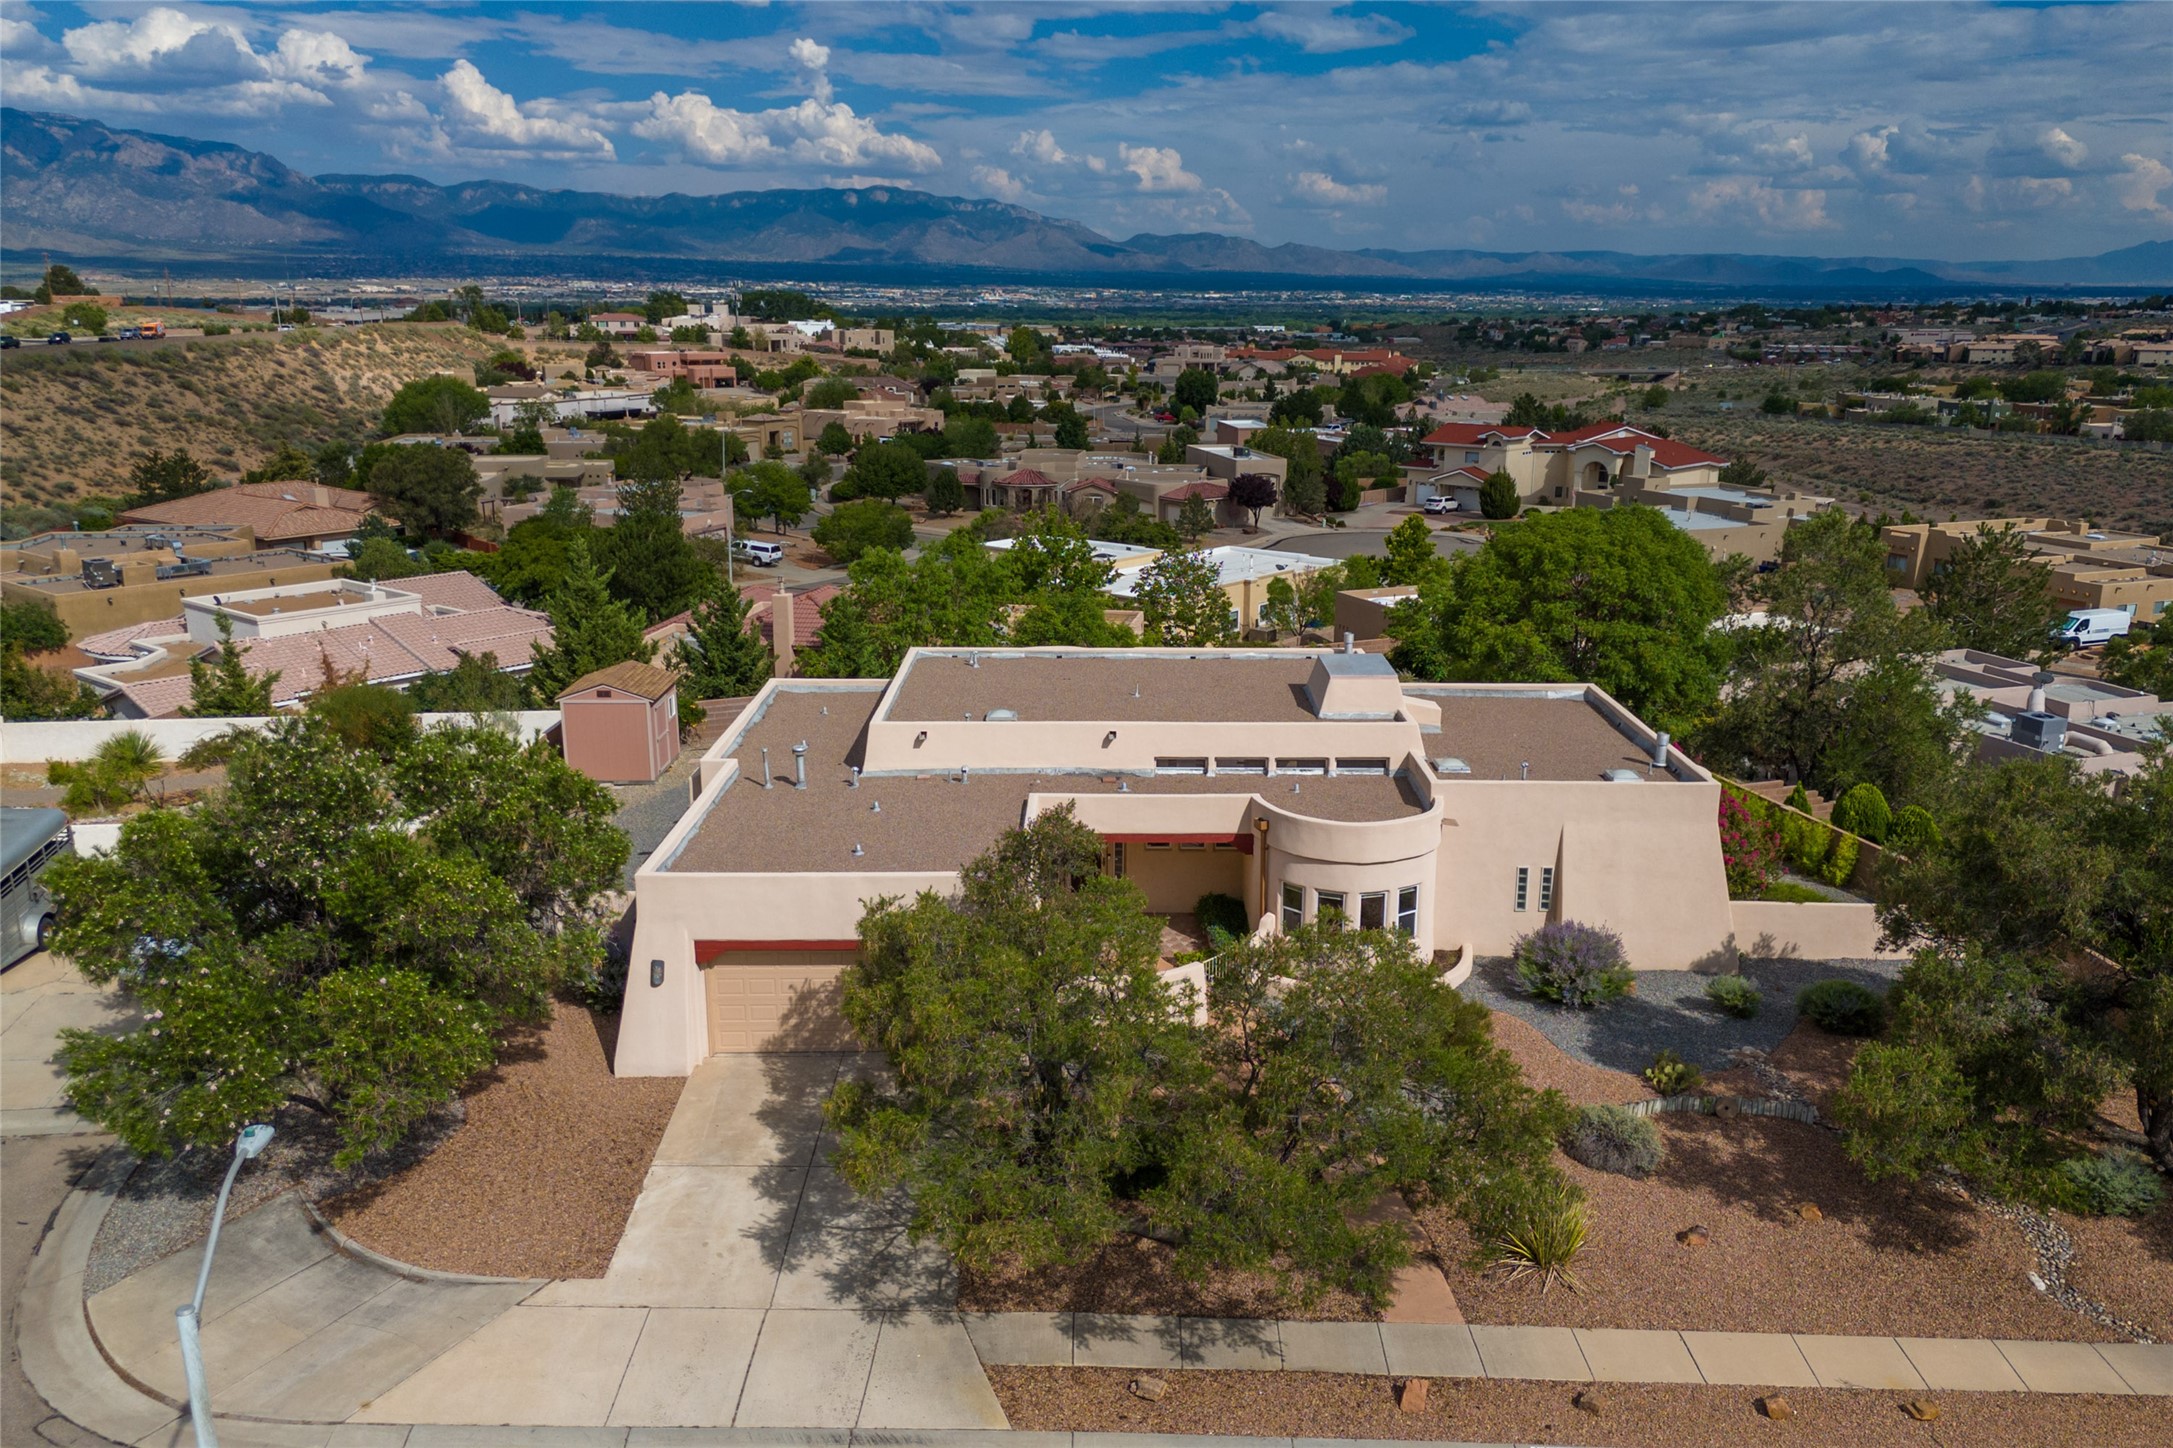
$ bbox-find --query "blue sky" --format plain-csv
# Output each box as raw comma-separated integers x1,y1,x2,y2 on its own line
3,1,2168,260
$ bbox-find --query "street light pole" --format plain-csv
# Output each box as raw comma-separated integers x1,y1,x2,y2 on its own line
175,1124,274,1448
723,421,735,589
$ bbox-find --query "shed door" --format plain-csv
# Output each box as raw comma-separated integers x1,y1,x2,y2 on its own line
703,950,857,1052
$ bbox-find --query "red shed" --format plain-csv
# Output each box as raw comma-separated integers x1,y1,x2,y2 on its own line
557,661,683,783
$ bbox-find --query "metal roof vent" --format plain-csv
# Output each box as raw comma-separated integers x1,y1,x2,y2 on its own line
986,707,1018,722
1434,757,1472,775
1603,768,1644,782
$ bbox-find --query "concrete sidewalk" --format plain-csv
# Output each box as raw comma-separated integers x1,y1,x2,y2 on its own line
1,949,135,1136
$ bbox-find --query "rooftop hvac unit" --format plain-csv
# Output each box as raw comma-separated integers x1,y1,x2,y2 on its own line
81,557,121,589
2012,710,2067,753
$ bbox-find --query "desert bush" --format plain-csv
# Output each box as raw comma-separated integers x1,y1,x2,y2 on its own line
1513,921,1633,1009
1798,979,1886,1036
1831,783,1892,843
1643,1048,1704,1096
1705,974,1763,1018
2057,1150,2165,1218
1490,1181,1588,1292
1194,891,1250,947
1562,1104,1663,1178
1888,804,1940,856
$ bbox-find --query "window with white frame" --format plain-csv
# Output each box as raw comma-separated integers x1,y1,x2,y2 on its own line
1358,891,1388,930
1316,889,1347,921
1282,882,1303,931
1396,885,1418,935
1514,867,1530,911
1538,866,1555,912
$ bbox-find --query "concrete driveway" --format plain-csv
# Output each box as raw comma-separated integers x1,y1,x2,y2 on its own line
1,951,133,1137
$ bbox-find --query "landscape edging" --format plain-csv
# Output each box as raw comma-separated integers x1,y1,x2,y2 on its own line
300,1195,547,1287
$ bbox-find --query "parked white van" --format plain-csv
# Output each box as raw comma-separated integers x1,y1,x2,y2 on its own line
733,538,785,567
2049,608,2133,649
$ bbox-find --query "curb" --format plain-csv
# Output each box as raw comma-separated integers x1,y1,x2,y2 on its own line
300,1197,547,1288
15,1142,184,1445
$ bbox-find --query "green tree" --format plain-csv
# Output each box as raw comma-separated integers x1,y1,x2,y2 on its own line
1228,472,1278,527
1269,388,1325,426
1716,456,1769,491
1156,423,1199,465
1381,513,1445,587
1478,469,1520,520
1172,366,1219,414
367,445,482,537
1005,325,1049,367
805,376,859,410
732,461,814,533
1261,574,1303,636
405,652,530,713
48,716,624,1165
1,599,68,654
2102,623,2173,698
1175,491,1216,543
670,583,774,699
380,376,490,435
643,290,689,324
825,808,1572,1307
1134,548,1234,645
597,477,710,623
2,645,103,720
34,262,86,302
1921,523,2059,660
816,421,856,456
185,615,278,717
922,469,966,516
2123,409,2173,443
60,301,107,334
1045,400,1091,450
307,682,417,760
840,440,930,502
1252,426,1324,515
814,499,915,565
1391,507,1727,733
526,537,655,699
127,449,215,506
242,444,316,485
798,535,1014,678
940,415,1000,459
1698,510,1962,804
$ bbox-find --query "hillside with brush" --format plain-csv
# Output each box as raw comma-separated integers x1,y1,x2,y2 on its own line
0,325,513,513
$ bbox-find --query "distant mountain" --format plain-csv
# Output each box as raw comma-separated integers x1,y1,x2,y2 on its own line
5,109,2167,293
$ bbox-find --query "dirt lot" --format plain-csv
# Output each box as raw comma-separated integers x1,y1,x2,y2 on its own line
989,1366,2168,1447
321,1001,681,1279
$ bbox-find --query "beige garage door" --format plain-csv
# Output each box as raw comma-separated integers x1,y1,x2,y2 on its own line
703,950,857,1052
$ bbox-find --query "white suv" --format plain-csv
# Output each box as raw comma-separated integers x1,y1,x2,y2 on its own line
732,538,785,567
1422,495,1458,515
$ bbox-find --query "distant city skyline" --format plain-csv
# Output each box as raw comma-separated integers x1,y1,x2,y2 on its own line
2,1,2167,261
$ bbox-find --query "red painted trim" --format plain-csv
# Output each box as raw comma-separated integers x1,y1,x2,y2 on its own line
1101,834,1252,852
696,939,860,963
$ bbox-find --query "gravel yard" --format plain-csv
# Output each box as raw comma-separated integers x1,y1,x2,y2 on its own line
321,1001,682,1279
988,1366,2169,1447
1461,954,1905,1073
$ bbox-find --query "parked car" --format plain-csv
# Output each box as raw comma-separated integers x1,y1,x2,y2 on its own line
2049,608,2134,649
0,336,19,349
1422,495,1458,515
1,807,74,967
46,332,71,345
732,538,785,567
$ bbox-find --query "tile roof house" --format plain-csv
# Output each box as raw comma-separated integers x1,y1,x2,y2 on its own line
117,483,379,549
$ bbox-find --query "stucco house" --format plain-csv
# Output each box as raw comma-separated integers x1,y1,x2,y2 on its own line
613,646,1887,1075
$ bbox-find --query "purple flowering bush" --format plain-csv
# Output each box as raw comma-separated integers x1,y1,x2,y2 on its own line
1513,920,1634,1009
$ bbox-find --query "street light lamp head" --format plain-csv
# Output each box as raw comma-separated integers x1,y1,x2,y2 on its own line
235,1124,274,1160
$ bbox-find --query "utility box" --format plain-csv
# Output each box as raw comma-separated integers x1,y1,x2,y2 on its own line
557,661,683,784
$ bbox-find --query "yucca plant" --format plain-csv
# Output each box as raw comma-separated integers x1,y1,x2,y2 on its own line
1491,1184,1589,1293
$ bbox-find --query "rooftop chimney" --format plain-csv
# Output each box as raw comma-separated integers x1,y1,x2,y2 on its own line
771,593,796,678
1342,632,1355,654
1651,730,1671,769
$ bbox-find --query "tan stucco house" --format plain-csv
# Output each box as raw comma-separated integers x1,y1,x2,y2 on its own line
612,646,1887,1075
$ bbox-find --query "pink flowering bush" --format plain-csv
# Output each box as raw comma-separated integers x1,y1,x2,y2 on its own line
1719,790,1783,898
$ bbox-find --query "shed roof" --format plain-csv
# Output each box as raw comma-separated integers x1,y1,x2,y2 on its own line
560,660,682,702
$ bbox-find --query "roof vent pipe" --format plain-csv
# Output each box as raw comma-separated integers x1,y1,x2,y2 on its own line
1342,632,1355,654
761,747,772,789
1651,730,1671,768
871,800,880,813
852,843,864,857
2027,671,2052,714
793,741,808,789
849,765,861,789
1520,761,1530,780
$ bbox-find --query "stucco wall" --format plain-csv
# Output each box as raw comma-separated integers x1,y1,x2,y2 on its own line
1729,899,1899,961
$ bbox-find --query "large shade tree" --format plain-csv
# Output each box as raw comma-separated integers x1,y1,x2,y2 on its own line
49,718,626,1165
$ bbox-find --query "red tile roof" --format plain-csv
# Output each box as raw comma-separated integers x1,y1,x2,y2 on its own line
1159,480,1229,501
1421,423,1542,447
396,570,506,613
118,482,378,543
1534,424,1727,470
993,469,1062,489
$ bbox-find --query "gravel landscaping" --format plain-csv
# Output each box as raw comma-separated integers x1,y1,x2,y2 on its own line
959,1235,1376,1321
321,1001,681,1279
988,1366,2170,1447
1461,953,1906,1074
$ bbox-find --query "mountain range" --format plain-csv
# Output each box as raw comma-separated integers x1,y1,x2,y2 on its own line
5,108,2169,294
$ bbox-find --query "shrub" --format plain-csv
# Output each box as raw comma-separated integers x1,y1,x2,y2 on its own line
1888,804,1940,856
1759,881,1829,903
1818,830,1861,887
572,940,629,1013
1784,782,1811,814
1562,1104,1663,1178
1644,1048,1704,1096
1831,783,1892,843
1718,791,1783,898
2057,1151,2166,1218
1798,979,1886,1036
1706,974,1763,1018
1195,891,1250,947
1513,921,1633,1010
1491,1182,1588,1292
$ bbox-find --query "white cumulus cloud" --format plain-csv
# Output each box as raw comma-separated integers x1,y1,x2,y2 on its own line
638,90,939,172
1291,170,1386,207
440,60,615,157
2115,153,2172,219
972,165,1025,201
1118,143,1201,193
2039,126,2088,168
1014,128,1071,165
790,36,833,103
1690,177,1836,232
